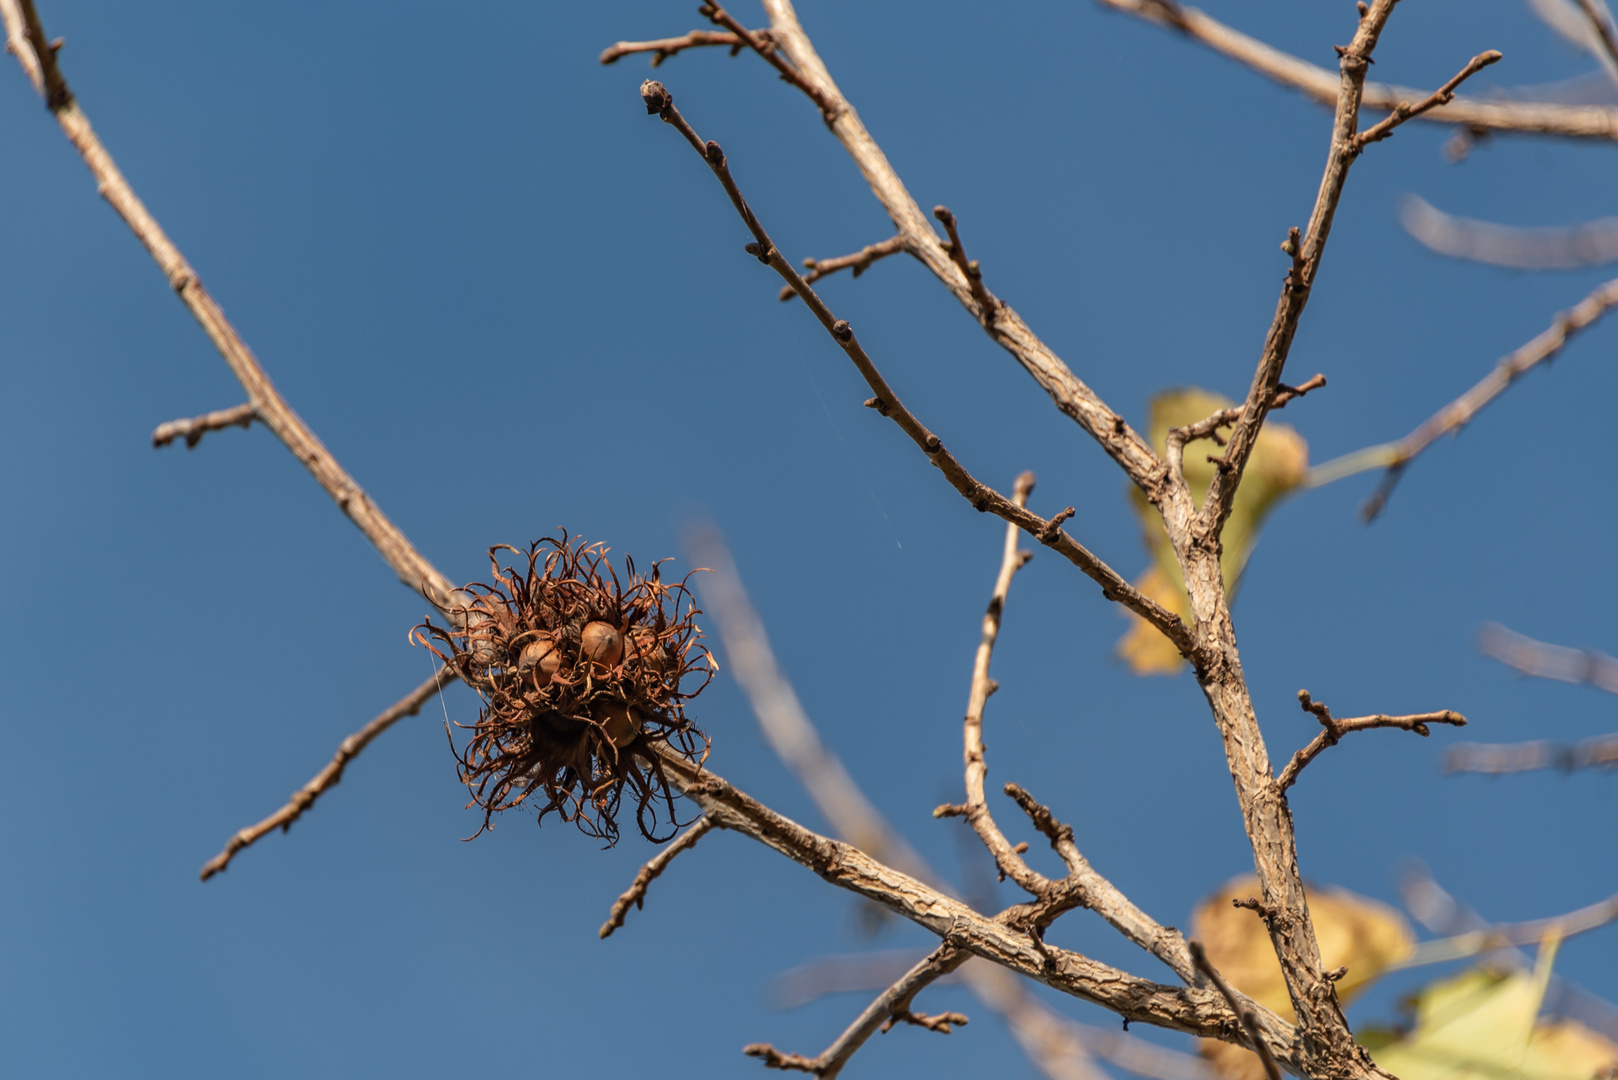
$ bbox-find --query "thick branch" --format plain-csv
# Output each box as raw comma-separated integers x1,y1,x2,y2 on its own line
1095,0,1618,141
1276,690,1466,793
198,666,457,880
642,81,1193,656
599,815,714,938
649,748,1303,1066
1,0,455,606
151,402,257,449
1478,623,1618,695
744,945,972,1078
599,29,745,67
691,524,1184,1080
777,235,906,301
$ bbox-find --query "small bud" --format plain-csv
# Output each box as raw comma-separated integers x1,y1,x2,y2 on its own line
705,139,724,163
832,320,852,341
640,80,671,114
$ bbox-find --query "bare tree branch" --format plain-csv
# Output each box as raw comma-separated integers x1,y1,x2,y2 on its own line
1096,0,1618,141
1351,51,1502,150
777,235,906,301
1310,277,1618,519
151,403,257,449
1392,888,1618,968
0,0,456,606
599,29,745,67
1398,196,1618,270
649,747,1301,1065
598,815,714,938
1479,623,1618,694
690,522,1203,1080
1276,690,1466,793
198,666,458,880
744,945,973,1078
1190,941,1283,1080
1576,0,1618,74
642,81,1193,656
1444,736,1618,775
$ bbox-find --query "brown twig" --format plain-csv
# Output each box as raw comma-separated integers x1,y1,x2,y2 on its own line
0,0,456,606
1201,0,1399,531
1276,690,1466,793
744,946,972,1077
1350,51,1502,151
151,403,257,449
598,815,714,938
1314,276,1618,520
1095,0,1618,141
933,206,1000,320
690,523,1199,1079
696,1,840,120
651,748,1301,1060
599,29,745,67
1391,889,1618,968
1479,623,1618,695
1269,373,1326,410
642,80,1193,656
777,235,906,301
757,1,1170,496
198,666,457,880
1188,941,1283,1080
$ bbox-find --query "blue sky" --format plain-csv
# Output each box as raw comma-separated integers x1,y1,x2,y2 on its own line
2,2,1615,1077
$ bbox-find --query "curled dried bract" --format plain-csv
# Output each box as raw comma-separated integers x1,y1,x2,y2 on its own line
411,533,712,844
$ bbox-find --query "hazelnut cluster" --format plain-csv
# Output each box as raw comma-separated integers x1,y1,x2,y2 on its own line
412,535,711,844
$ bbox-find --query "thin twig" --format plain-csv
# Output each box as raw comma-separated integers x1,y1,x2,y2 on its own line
744,946,973,1077
641,80,1193,656
777,235,906,301
0,0,455,605
696,1,840,119
1310,277,1618,518
648,747,1301,1062
1479,622,1618,695
1200,0,1400,531
1444,736,1618,776
198,666,457,880
933,206,999,320
151,403,257,449
1350,51,1502,150
599,29,745,67
598,815,714,938
1391,889,1618,969
1189,941,1283,1080
1095,0,1618,141
1576,0,1618,75
689,523,1194,1080
754,0,1171,497
1276,690,1466,793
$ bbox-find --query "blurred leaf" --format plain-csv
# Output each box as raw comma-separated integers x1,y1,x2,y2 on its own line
1117,390,1309,675
1192,876,1414,1080
1367,962,1618,1080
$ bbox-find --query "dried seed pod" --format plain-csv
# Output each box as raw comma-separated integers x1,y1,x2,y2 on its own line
596,701,645,749
628,626,669,674
580,621,624,668
517,635,561,689
410,533,712,845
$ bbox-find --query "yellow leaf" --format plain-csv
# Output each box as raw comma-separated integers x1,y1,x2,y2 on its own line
1192,876,1415,1080
1117,389,1309,675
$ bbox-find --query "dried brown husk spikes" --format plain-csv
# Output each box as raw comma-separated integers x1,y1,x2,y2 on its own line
411,534,712,845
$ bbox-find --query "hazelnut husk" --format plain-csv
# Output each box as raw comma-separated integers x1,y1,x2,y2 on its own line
412,533,711,844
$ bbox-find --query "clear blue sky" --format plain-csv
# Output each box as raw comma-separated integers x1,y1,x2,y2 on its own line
2,2,1614,1077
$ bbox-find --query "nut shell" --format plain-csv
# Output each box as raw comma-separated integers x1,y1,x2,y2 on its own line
580,621,624,668
517,636,561,688
596,701,645,749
